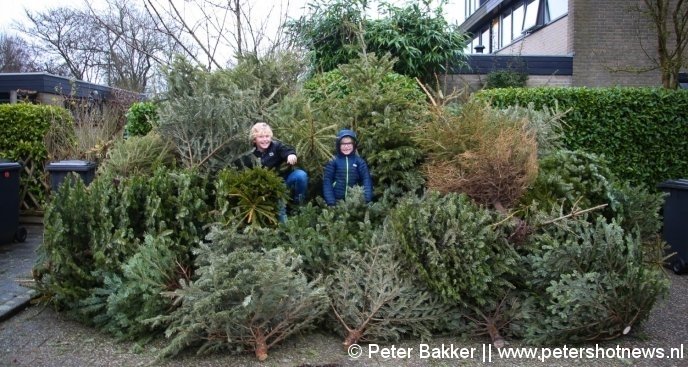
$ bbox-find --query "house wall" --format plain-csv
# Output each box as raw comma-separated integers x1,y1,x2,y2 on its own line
455,0,688,88
571,0,661,86
497,16,570,56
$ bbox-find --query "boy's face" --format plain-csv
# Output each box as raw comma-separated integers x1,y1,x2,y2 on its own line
339,137,355,155
254,133,272,151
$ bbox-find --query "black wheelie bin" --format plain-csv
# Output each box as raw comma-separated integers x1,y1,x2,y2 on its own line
0,161,26,244
46,160,97,193
658,179,688,274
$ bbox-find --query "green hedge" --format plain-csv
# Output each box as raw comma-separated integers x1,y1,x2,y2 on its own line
476,87,688,189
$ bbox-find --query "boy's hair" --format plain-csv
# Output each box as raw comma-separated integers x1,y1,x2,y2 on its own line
250,122,273,142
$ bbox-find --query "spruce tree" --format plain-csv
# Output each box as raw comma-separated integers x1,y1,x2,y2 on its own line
386,191,520,346
522,214,669,345
149,244,327,361
327,242,460,347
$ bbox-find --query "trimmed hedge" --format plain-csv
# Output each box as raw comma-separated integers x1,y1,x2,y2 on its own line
476,87,688,189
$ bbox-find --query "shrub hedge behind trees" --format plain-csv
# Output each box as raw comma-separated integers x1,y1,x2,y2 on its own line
476,87,688,189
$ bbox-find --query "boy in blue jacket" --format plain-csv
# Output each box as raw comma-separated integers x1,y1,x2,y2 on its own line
322,129,373,206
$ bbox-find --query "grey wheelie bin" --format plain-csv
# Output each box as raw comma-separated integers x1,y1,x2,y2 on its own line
0,161,26,244
658,179,688,274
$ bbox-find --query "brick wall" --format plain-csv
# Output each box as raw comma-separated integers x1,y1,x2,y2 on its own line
572,0,661,86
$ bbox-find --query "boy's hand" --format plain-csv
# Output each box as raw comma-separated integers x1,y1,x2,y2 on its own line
287,154,297,165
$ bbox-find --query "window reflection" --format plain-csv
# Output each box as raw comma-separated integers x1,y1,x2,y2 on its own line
547,0,568,21
501,13,512,48
513,4,524,36
523,0,539,31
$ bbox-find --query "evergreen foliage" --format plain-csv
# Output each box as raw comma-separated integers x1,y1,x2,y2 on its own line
161,56,208,99
215,167,289,228
223,51,306,103
498,102,568,157
519,149,617,216
98,133,177,178
156,89,261,172
32,52,674,356
522,215,669,345
286,0,467,82
269,95,338,188
125,102,158,137
149,245,327,361
286,0,366,74
35,177,109,311
80,232,191,340
477,87,688,189
327,242,461,347
0,103,76,208
269,187,386,277
386,191,519,307
484,70,528,89
368,1,468,81
610,181,666,247
385,191,523,346
35,168,211,326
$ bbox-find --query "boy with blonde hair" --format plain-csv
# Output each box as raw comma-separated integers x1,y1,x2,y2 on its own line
237,122,308,214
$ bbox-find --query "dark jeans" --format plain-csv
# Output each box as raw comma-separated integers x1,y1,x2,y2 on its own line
279,169,308,222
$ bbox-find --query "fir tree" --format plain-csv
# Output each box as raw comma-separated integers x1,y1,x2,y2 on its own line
327,242,460,347
149,244,327,361
386,191,521,346
522,214,669,345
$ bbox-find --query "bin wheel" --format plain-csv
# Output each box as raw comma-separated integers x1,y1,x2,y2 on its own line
671,258,687,275
14,227,27,243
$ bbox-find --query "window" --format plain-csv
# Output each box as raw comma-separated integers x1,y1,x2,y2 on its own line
461,0,569,54
501,12,512,47
512,4,524,35
491,19,500,51
523,0,539,31
466,0,481,19
482,28,490,52
546,0,568,22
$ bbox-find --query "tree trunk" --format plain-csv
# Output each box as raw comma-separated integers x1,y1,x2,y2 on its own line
343,329,362,349
486,317,506,349
254,327,268,361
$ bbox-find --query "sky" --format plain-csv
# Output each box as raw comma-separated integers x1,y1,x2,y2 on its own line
0,0,307,34
0,0,55,33
0,0,466,33
0,0,465,71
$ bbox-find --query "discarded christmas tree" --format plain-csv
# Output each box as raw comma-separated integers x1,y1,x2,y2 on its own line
327,242,459,347
149,244,327,361
386,191,520,346
521,213,669,345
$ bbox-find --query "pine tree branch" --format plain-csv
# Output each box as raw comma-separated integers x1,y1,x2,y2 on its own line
540,204,608,226
330,302,354,334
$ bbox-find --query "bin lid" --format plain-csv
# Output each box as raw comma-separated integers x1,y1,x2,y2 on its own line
46,160,97,171
657,179,688,190
0,161,21,171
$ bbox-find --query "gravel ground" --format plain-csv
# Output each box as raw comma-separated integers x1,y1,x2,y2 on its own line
0,271,686,367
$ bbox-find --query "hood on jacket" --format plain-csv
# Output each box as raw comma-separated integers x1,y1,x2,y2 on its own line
335,129,358,156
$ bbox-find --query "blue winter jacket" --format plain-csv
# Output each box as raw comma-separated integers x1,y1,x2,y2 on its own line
322,129,373,206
